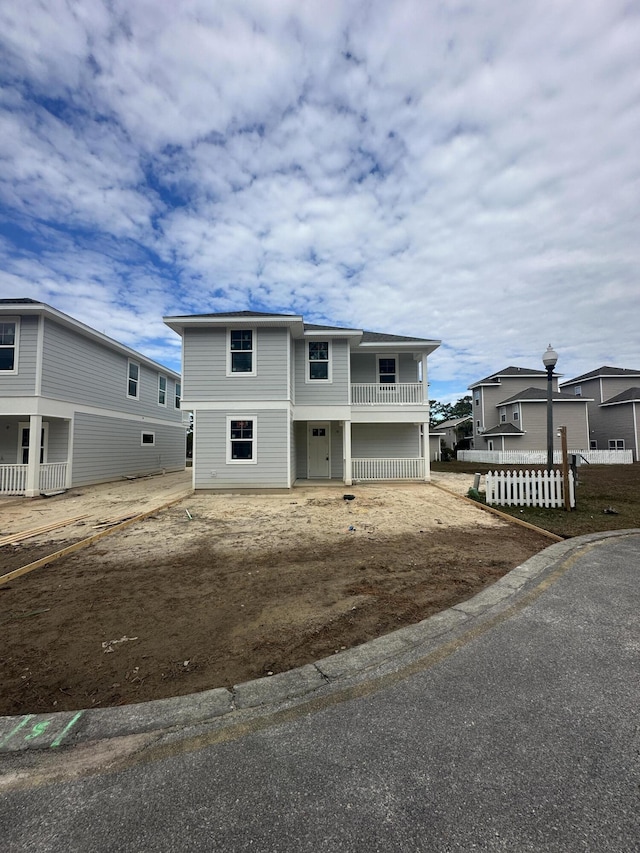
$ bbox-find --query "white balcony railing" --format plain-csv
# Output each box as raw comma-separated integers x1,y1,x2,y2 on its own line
351,383,425,405
352,457,426,480
0,462,68,495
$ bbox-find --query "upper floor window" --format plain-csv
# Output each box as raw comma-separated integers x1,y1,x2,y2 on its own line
513,406,519,421
500,407,506,423
0,319,18,372
127,360,140,399
175,381,181,409
574,385,582,397
378,355,397,384
158,375,167,406
474,390,480,406
228,329,256,376
308,341,331,381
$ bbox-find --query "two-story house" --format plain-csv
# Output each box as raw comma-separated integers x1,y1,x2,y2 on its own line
468,366,591,453
560,366,640,459
163,311,440,489
0,299,187,496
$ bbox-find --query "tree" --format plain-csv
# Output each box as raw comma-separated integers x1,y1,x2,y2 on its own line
429,395,472,427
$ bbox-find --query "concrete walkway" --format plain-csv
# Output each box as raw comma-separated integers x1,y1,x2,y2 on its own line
1,530,639,851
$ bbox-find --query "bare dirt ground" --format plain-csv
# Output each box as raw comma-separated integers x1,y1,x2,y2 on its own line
0,471,552,715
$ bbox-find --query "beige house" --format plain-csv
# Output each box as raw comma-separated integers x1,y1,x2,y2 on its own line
560,366,640,460
468,366,591,453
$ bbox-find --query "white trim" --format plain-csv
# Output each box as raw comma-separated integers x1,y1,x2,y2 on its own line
185,400,292,413
0,396,186,428
175,379,181,410
226,415,257,464
306,339,332,384
18,420,49,464
608,438,625,450
633,402,638,460
0,316,19,375
226,327,257,377
127,359,140,400
141,430,156,446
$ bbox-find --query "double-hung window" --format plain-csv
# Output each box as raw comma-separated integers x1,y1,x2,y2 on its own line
228,329,256,375
228,417,256,463
500,407,507,423
175,381,181,409
608,439,625,450
0,319,18,372
378,355,397,384
158,375,167,406
308,341,330,381
127,360,140,399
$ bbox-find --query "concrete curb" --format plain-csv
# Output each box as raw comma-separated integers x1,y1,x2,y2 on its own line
2,528,638,753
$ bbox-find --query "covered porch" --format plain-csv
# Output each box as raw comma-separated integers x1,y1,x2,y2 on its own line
0,414,71,496
293,419,431,485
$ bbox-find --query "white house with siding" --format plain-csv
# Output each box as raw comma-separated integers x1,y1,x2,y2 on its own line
163,311,440,489
0,299,187,496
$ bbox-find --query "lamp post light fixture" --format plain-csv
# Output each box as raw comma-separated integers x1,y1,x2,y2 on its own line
542,345,558,472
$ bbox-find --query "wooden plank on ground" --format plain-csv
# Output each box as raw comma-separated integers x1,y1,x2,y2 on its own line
0,516,90,548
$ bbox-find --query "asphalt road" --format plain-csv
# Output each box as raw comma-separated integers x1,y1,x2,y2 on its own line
2,531,639,852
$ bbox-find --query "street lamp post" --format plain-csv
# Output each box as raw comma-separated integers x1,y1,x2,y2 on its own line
542,345,558,472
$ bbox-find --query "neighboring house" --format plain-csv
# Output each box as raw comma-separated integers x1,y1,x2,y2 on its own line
431,416,472,452
163,311,440,489
468,366,591,453
0,299,187,496
560,366,640,459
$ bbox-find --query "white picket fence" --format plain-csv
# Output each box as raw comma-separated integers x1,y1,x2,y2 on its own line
485,469,575,509
352,457,426,480
459,449,633,465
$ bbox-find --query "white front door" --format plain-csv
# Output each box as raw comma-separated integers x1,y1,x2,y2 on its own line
308,422,331,478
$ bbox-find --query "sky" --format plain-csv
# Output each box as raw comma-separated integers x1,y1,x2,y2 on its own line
1,0,639,403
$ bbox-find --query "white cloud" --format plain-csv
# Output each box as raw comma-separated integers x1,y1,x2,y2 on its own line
0,0,639,400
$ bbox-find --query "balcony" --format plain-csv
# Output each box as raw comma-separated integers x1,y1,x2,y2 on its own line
350,383,425,406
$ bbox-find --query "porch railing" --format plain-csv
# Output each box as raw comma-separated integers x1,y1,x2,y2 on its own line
351,383,425,405
352,457,426,480
0,464,27,495
0,462,68,495
39,462,68,492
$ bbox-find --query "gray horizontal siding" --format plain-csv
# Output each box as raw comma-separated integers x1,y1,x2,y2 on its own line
517,402,589,450
294,338,349,405
193,408,290,489
183,327,289,402
352,423,420,457
41,319,181,421
0,314,38,395
350,352,418,384
597,403,637,454
71,412,185,486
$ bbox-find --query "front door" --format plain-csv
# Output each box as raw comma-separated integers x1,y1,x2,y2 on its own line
308,422,331,478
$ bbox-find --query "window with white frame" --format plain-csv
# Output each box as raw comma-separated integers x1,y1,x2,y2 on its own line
474,390,480,406
175,380,181,409
500,407,506,423
574,385,582,397
228,329,255,375
608,439,625,450
158,375,167,406
0,319,18,372
590,440,597,449
228,417,256,462
377,355,397,384
513,406,519,421
141,431,155,446
127,360,140,399
308,341,331,381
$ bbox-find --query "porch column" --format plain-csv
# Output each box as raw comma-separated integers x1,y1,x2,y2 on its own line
422,421,430,482
24,414,42,497
421,353,428,403
343,420,352,486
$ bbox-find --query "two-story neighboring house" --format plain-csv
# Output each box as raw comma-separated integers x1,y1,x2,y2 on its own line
0,299,187,496
163,311,440,489
560,366,640,459
468,366,591,453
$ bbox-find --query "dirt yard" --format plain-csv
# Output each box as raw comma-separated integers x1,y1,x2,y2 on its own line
0,472,552,715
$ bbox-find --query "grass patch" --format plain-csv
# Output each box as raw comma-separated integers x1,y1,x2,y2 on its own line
433,461,640,538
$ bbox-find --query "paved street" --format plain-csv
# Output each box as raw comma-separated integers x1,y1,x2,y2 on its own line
2,532,639,852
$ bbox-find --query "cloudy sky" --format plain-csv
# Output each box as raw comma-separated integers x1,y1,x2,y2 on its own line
1,0,639,402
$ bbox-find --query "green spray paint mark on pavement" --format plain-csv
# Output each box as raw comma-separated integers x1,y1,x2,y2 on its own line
50,711,84,748
0,714,34,748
